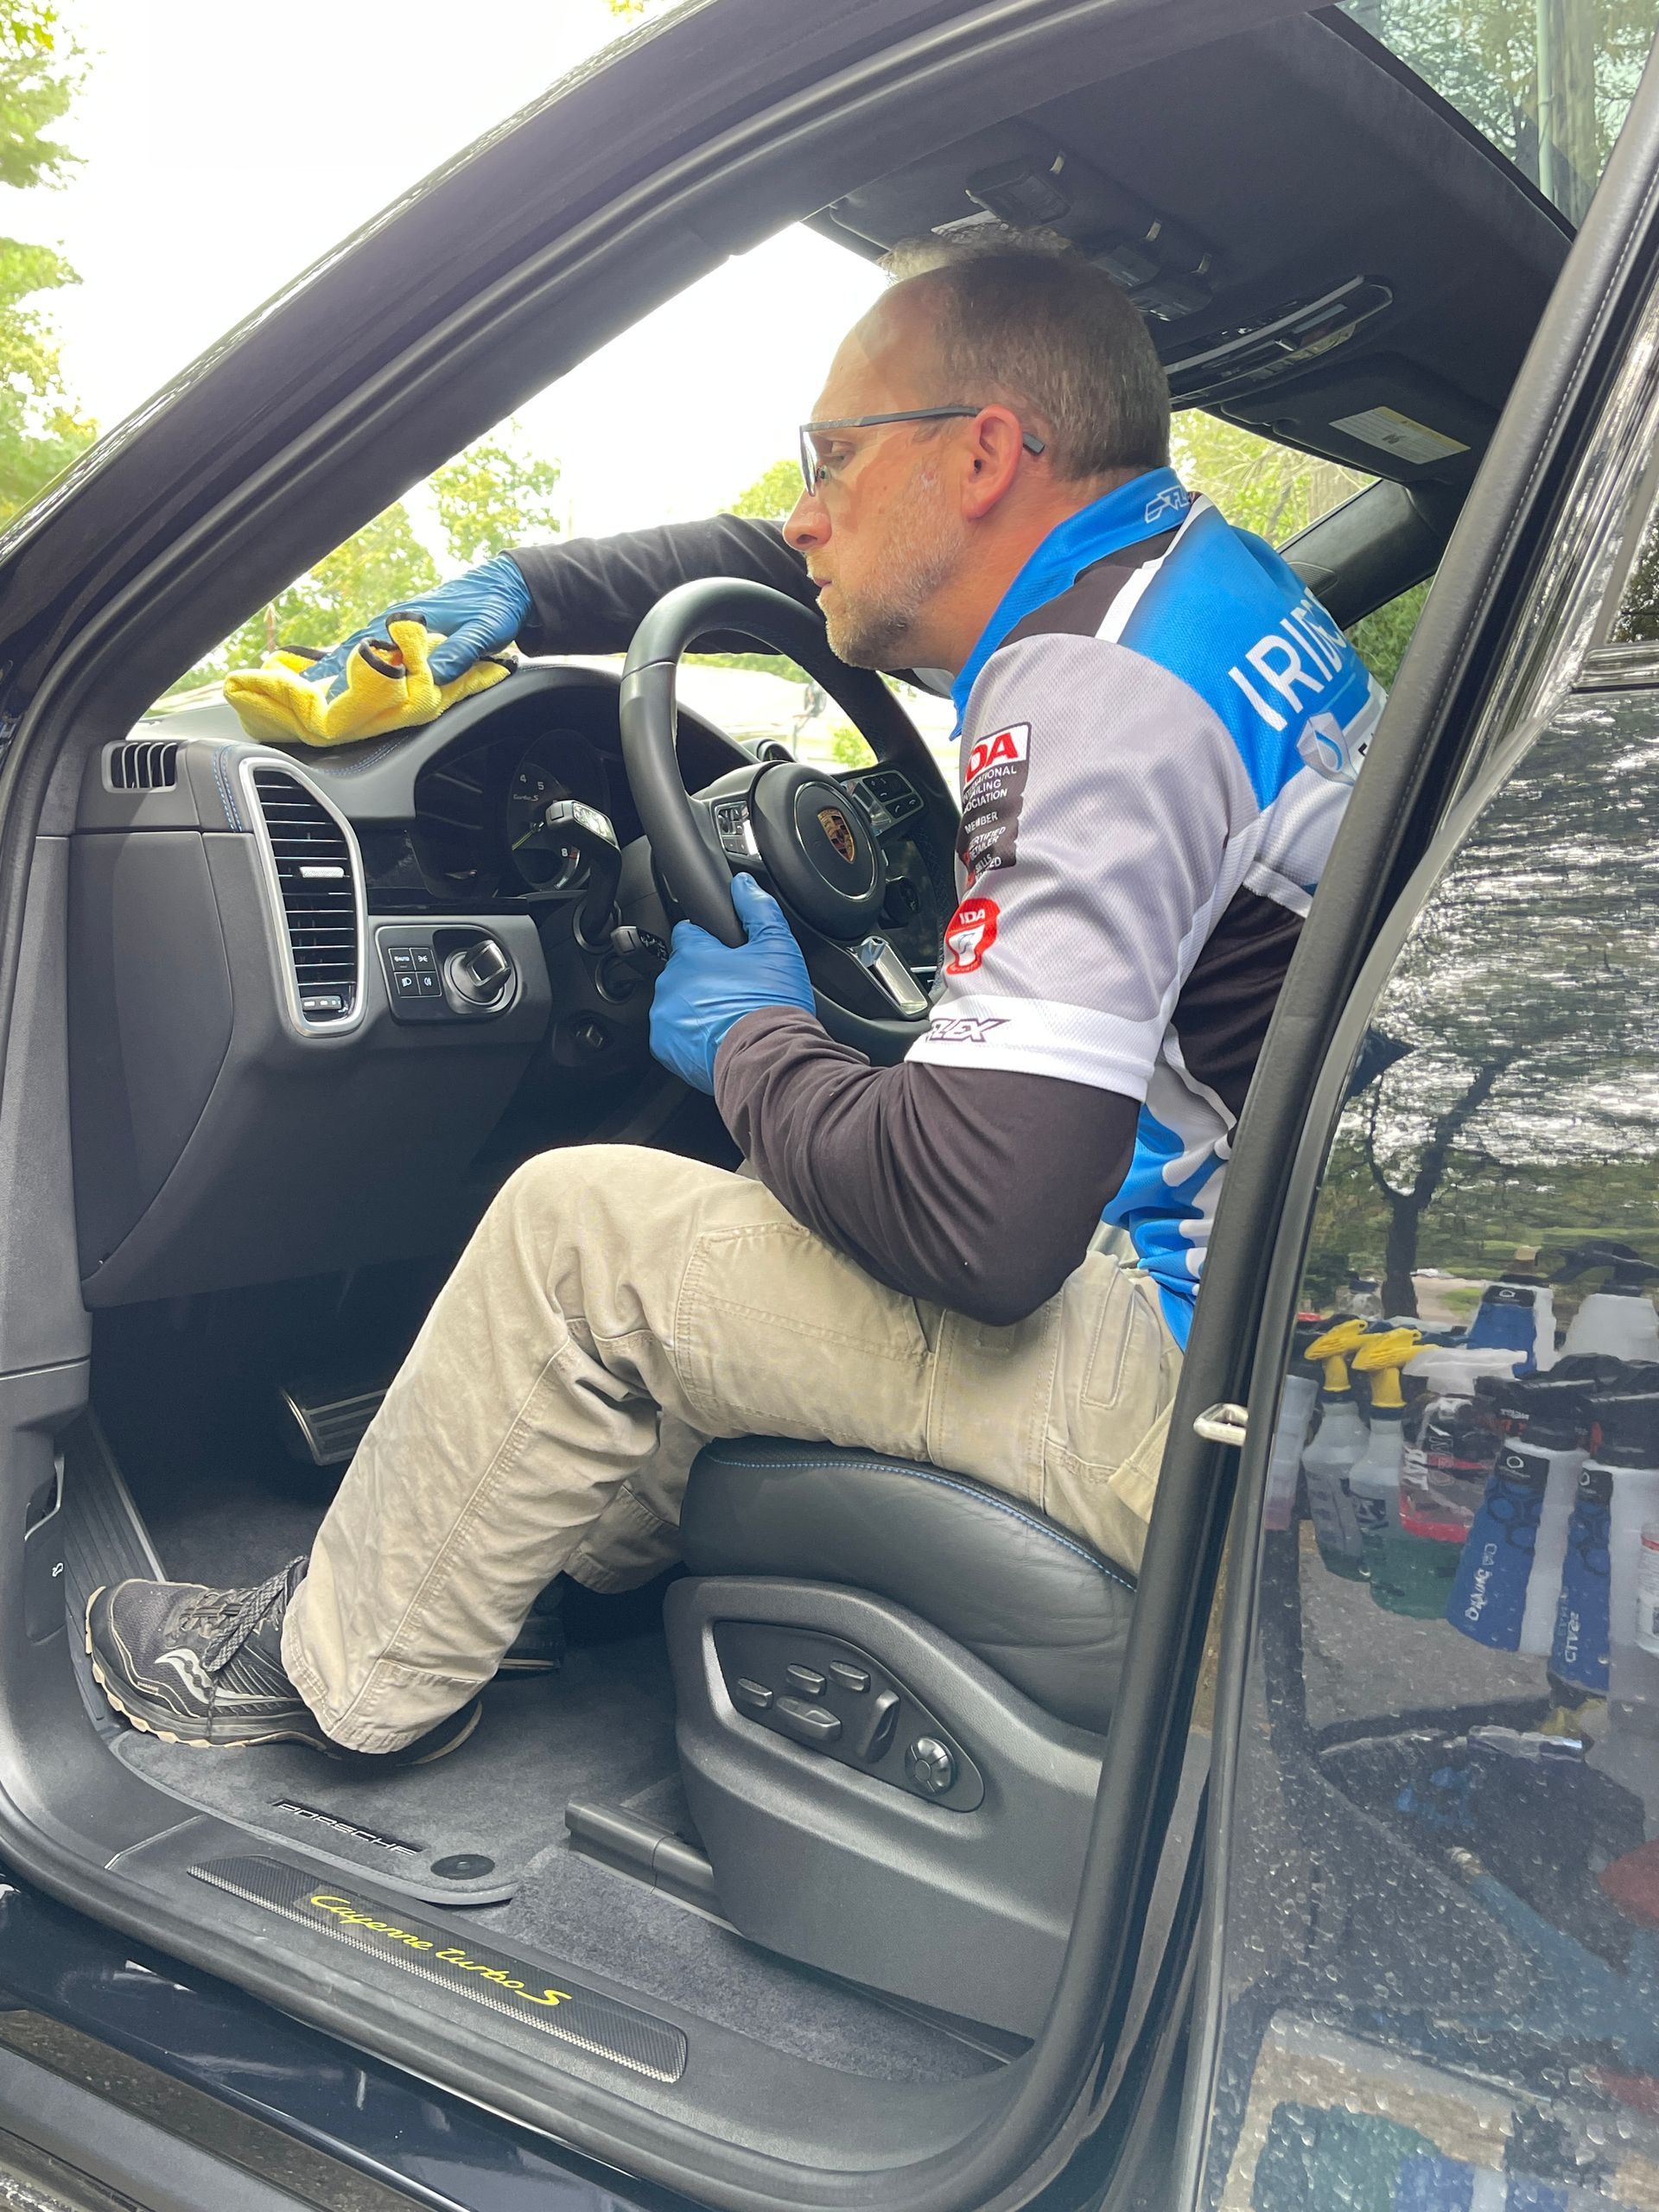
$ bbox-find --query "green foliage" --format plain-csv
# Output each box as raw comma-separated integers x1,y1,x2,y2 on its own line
1344,0,1658,209
828,723,875,769
0,3,95,524
1348,578,1432,689
430,435,562,569
175,423,563,692
728,457,802,522
175,505,439,690
1171,411,1370,543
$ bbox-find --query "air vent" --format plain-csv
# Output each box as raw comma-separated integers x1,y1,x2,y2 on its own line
248,766,360,1026
106,739,181,791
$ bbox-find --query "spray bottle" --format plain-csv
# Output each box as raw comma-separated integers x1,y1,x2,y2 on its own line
1263,1320,1323,1535
1398,1346,1518,1541
1300,1319,1370,1580
1594,1371,1659,1741
1503,1366,1618,1656
1464,1246,1557,1375
1555,1243,1659,1364
1349,1328,1422,1588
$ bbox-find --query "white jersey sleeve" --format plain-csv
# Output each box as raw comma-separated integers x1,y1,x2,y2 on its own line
908,632,1260,1098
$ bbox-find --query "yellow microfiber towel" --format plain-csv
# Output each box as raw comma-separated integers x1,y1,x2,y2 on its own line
223,618,513,748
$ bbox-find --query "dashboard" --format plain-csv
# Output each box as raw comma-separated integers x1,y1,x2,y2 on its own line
67,663,955,1312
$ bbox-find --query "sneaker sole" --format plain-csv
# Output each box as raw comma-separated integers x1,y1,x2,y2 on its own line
84,1588,483,1764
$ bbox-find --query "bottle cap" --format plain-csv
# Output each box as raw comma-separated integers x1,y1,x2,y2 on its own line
1587,1387,1659,1468
1503,1371,1593,1449
1307,1316,1369,1396
1353,1326,1423,1411
1406,1348,1520,1395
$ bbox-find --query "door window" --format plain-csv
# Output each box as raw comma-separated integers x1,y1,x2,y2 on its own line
1202,683,1659,2205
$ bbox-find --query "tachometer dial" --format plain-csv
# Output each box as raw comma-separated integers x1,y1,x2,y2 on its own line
505,753,584,892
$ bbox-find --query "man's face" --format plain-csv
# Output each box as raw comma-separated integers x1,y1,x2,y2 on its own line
785,292,968,671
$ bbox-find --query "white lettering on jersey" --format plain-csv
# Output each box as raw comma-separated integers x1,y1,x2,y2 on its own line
927,1014,1007,1045
963,722,1029,789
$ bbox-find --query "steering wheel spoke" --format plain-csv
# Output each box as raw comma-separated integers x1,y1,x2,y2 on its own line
620,578,949,1041
849,933,931,1019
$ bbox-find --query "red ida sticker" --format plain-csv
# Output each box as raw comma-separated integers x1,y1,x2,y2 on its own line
944,897,1000,975
963,723,1029,787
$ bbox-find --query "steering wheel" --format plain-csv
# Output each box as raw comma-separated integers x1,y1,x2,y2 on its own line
618,579,955,1058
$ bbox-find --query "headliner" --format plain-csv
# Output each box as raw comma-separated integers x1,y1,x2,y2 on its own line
812,9,1569,493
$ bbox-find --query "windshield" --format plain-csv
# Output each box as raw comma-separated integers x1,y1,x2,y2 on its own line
1342,0,1659,225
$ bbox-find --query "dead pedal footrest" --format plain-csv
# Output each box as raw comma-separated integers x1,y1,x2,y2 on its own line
191,1855,687,2082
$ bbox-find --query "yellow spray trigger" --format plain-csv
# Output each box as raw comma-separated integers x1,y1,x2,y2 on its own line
1353,1326,1423,1410
1307,1316,1370,1395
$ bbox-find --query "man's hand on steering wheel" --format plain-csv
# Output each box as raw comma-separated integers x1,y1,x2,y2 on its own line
649,874,813,1093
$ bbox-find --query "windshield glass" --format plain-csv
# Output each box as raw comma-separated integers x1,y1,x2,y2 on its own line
1342,0,1659,224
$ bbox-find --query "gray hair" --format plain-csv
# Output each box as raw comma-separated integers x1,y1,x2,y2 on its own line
879,226,1170,480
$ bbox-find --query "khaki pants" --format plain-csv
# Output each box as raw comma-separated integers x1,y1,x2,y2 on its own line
283,1145,1181,1752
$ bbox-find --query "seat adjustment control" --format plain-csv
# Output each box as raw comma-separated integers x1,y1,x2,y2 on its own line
712,1623,982,1809
774,1696,842,1747
905,1737,957,1796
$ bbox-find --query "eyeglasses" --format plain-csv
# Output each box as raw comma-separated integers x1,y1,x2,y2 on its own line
797,407,1046,497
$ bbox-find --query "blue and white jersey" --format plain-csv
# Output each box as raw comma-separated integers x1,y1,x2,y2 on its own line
908,466,1381,1345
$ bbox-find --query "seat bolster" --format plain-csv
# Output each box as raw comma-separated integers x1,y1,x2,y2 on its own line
679,1439,1135,1733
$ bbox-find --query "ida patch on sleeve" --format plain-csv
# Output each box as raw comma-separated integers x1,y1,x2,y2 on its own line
943,895,1000,975
960,722,1029,880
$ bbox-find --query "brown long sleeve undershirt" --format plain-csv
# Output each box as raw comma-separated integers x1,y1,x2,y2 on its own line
715,1007,1138,1329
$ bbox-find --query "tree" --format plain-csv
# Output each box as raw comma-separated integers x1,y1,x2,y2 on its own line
174,422,563,691
430,431,562,567
1171,410,1370,543
175,504,438,690
1348,1,1658,220
1305,715,1659,1312
0,5,95,523
728,457,801,521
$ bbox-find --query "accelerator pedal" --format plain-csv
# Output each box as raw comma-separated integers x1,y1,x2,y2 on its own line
276,1370,391,1468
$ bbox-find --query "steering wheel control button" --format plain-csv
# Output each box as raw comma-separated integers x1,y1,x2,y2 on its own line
861,1692,900,1764
906,1738,957,1796
774,1697,842,1749
713,799,760,861
710,1623,983,1808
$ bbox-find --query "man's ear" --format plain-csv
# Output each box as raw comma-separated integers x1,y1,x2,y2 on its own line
960,405,1031,521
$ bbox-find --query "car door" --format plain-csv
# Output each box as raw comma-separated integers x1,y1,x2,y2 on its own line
1165,26,1659,2212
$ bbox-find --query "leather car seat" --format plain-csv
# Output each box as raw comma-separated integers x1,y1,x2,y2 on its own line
664,1437,1137,2037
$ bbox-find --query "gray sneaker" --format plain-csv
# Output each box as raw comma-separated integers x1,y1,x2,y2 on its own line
85,1559,480,1762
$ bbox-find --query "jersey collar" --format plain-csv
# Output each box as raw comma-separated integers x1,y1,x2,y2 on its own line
949,465,1191,722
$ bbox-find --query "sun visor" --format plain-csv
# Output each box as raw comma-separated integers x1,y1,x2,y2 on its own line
1216,359,1496,488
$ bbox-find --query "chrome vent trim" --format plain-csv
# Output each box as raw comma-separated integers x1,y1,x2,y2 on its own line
240,757,365,1033
106,739,181,791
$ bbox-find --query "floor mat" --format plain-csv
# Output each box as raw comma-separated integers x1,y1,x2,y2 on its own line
480,1838,1001,2085
110,1636,677,1906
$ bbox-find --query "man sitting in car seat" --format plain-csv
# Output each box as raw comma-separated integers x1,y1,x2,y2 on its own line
86,232,1381,1762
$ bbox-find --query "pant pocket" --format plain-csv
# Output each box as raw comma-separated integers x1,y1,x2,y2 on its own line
675,1219,930,1450
1041,1258,1179,1572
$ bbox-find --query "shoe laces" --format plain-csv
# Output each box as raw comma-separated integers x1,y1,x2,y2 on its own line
177,1558,306,1673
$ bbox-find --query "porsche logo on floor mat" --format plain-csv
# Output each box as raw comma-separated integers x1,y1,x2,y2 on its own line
191,1855,686,2082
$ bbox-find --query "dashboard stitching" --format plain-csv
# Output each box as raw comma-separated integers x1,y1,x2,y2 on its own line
212,747,245,832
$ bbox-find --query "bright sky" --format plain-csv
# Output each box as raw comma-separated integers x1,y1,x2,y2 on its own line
21,0,887,543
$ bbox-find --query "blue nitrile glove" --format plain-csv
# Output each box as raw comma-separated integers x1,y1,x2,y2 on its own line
649,872,814,1093
301,555,533,696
